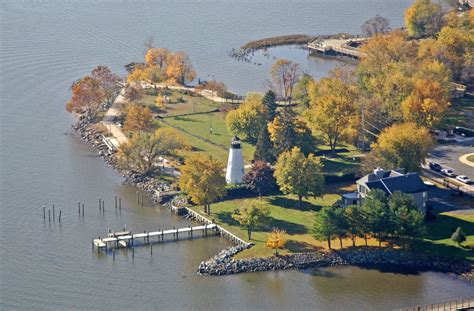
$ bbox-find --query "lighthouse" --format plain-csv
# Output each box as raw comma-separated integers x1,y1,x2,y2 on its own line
226,136,245,184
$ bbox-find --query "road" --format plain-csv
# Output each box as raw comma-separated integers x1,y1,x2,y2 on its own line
426,138,474,180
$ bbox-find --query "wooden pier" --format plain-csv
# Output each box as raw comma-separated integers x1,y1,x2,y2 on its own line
93,223,218,250
308,37,367,59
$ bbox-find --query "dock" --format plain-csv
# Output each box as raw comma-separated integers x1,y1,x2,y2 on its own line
308,37,367,59
93,223,218,250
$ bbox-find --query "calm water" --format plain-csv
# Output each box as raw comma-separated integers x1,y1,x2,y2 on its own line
0,1,472,310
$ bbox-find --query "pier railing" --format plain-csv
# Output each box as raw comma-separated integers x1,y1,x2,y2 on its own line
178,205,251,247
397,297,474,311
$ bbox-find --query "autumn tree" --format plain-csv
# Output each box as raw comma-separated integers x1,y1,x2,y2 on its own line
155,95,167,111
401,61,451,128
370,122,433,173
123,85,142,102
91,65,120,104
127,67,148,84
405,0,443,38
123,104,154,133
268,108,314,156
226,92,267,141
117,128,188,175
179,154,226,214
266,228,287,255
293,73,314,108
306,68,358,153
66,76,106,116
270,59,301,103
165,51,196,85
253,126,276,163
357,30,418,122
274,147,324,206
361,15,391,37
232,200,271,240
145,47,171,71
243,161,278,196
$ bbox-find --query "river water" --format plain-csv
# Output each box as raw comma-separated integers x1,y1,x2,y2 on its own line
0,1,472,310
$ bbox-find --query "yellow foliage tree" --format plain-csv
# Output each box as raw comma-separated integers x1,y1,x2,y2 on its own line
127,68,148,84
165,51,196,85
155,96,167,111
145,47,171,70
265,228,287,255
123,104,154,133
306,69,358,153
370,122,433,173
226,92,266,141
404,0,443,38
179,154,226,214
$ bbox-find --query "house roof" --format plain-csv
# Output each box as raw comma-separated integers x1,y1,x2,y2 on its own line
366,172,427,195
357,169,403,184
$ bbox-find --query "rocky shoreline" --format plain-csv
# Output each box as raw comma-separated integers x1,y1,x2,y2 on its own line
198,247,473,283
73,114,175,205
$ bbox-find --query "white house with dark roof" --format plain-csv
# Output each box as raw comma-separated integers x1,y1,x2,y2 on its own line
342,168,428,212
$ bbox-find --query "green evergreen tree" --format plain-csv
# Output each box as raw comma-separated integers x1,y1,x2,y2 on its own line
312,205,338,249
451,227,466,246
253,126,276,163
262,90,277,121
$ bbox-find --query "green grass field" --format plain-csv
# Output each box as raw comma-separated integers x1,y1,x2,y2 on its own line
439,97,474,129
418,212,474,261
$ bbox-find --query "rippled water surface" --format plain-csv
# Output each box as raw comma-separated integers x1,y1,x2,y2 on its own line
1,1,472,310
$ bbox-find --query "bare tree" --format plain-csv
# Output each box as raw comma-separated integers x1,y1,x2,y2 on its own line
270,59,301,104
361,15,391,37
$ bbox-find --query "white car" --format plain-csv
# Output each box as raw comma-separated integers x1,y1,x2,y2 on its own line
441,169,456,177
456,175,471,184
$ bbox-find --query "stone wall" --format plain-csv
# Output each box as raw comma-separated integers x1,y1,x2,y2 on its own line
198,247,473,282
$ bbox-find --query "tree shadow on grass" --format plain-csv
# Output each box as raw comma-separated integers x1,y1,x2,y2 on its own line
267,196,323,212
285,240,322,253
264,218,308,235
425,214,474,240
216,211,240,226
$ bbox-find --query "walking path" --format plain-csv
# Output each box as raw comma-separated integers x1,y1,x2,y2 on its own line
102,88,128,147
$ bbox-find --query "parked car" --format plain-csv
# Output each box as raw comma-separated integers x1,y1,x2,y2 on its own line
429,162,442,171
456,175,471,184
453,126,474,138
441,168,456,177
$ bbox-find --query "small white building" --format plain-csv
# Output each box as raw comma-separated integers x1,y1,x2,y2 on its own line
225,136,245,184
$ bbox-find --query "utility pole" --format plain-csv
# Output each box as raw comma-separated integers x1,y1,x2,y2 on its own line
361,102,365,152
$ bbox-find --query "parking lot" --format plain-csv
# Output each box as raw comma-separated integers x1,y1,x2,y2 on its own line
426,139,474,180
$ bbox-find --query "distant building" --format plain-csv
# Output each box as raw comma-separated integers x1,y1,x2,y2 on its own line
342,168,428,212
225,136,244,184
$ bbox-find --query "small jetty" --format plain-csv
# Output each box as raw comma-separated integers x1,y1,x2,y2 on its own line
397,297,474,311
92,224,218,251
308,37,367,59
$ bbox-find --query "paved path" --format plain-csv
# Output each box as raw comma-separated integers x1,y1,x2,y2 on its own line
459,153,474,168
102,88,128,146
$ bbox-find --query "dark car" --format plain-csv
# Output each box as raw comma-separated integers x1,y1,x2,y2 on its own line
429,162,442,171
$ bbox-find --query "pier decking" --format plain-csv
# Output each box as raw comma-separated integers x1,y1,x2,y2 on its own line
93,223,218,250
308,37,367,59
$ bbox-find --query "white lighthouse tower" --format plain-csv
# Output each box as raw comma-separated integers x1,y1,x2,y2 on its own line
226,136,245,184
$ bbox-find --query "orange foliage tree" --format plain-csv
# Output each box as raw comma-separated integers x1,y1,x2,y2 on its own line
165,51,196,85
66,76,106,115
123,104,154,133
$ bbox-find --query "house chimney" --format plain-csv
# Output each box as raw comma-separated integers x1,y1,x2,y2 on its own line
373,167,385,179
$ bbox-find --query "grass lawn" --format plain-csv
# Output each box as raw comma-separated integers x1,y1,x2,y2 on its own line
467,154,474,163
439,97,474,129
163,112,256,163
191,183,382,259
138,89,219,117
417,212,474,261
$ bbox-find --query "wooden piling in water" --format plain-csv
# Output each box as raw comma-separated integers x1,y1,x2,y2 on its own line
59,210,62,222
78,202,81,215
102,200,104,213
115,196,117,209
48,209,51,222
82,204,84,217
119,197,121,211
52,204,55,220
150,244,153,255
99,198,101,211
43,205,45,219
136,191,139,204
